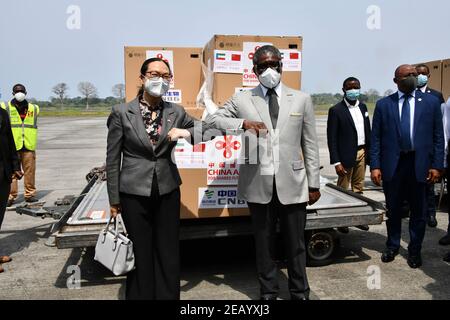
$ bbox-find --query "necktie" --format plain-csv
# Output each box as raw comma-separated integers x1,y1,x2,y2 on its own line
267,89,279,129
400,94,412,151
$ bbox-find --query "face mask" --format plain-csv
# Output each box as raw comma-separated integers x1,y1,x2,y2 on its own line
258,67,281,89
14,92,26,102
398,76,418,94
144,77,170,97
417,74,428,88
345,89,360,101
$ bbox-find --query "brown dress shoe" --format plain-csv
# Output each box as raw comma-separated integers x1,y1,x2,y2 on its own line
0,265,4,273
0,256,12,264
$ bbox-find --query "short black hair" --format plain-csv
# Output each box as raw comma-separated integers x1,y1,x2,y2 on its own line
12,83,26,92
140,57,172,76
343,77,360,88
416,64,430,74
253,45,282,65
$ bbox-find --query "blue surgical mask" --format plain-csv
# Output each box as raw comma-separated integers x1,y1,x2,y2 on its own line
345,89,360,101
417,74,428,88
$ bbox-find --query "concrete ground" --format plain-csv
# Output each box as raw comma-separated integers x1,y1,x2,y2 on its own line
0,116,449,300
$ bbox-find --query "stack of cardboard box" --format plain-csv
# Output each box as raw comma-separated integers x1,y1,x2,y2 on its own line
123,35,303,219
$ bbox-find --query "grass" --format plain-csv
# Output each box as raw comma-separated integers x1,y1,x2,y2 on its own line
40,107,111,117
315,102,376,116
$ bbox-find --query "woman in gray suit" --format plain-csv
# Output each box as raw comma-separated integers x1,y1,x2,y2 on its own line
106,58,199,300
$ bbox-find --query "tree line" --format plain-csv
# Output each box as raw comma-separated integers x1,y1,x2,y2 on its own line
47,82,125,110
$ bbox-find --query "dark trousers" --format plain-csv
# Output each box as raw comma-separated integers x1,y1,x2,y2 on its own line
446,154,450,234
383,153,428,255
427,183,436,219
247,182,309,300
120,177,181,300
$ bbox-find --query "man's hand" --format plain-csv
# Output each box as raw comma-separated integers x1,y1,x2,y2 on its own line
335,164,348,177
242,120,267,134
110,204,122,218
371,169,382,186
12,171,24,180
427,169,441,184
308,190,321,206
167,128,191,141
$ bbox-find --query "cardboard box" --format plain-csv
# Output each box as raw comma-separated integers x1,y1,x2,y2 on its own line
414,60,443,93
179,169,248,219
442,59,450,101
124,46,203,108
203,35,303,105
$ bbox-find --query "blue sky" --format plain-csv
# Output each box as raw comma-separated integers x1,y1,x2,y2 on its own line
1,0,449,100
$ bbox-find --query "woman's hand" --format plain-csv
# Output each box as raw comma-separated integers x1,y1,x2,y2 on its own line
110,204,122,218
167,128,191,141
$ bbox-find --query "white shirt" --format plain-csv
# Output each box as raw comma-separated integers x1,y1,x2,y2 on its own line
332,99,366,167
398,90,416,148
260,83,282,105
344,98,366,147
419,85,428,93
443,97,450,168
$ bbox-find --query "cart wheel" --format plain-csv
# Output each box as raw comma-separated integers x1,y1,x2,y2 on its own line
306,229,339,267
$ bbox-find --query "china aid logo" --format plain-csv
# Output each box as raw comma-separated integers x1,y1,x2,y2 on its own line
215,135,241,159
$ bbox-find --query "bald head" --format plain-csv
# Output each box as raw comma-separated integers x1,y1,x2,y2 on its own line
394,64,418,94
395,64,417,80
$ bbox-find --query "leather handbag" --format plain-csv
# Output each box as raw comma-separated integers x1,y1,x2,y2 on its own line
94,214,135,276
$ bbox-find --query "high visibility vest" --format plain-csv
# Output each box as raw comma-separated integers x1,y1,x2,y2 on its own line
0,101,39,151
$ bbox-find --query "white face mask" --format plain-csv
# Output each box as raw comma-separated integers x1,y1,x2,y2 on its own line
144,78,170,97
258,67,281,89
14,92,26,102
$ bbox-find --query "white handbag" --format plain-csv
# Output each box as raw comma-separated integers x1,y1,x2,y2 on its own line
94,214,135,276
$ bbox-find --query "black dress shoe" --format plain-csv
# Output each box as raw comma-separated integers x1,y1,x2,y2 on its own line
381,248,399,263
439,234,450,246
443,252,450,262
356,225,370,231
427,216,438,228
337,227,349,234
291,295,309,301
407,254,422,269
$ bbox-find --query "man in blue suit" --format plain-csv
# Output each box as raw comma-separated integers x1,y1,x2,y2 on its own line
370,64,444,269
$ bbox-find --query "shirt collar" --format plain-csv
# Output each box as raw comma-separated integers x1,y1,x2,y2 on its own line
419,85,427,93
398,90,416,100
343,97,360,108
259,82,282,98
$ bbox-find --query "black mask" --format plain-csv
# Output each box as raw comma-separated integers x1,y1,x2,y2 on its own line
398,76,418,94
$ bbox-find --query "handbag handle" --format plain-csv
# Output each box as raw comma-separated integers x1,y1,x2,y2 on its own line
104,214,129,239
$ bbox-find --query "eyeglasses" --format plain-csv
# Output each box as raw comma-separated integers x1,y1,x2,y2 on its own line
255,61,281,74
144,71,173,81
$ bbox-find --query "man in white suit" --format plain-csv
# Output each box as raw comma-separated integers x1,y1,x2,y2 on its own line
205,45,321,300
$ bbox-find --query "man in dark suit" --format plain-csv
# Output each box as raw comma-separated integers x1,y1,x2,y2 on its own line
370,64,444,269
327,77,371,233
0,107,23,273
416,64,446,228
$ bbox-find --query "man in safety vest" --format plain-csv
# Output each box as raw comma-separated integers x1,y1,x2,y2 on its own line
1,84,40,206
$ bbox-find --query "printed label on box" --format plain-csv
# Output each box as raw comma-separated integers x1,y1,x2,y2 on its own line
174,138,207,169
162,90,182,104
213,50,243,74
198,187,247,209
280,49,302,71
242,42,272,87
87,210,106,220
206,135,242,185
146,50,175,88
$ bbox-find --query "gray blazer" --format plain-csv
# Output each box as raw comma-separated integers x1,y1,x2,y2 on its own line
204,84,321,205
106,98,199,205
